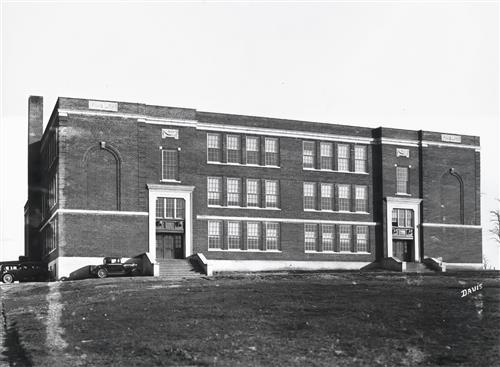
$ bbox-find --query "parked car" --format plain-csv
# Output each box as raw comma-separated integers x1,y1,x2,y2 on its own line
90,257,139,278
0,262,50,283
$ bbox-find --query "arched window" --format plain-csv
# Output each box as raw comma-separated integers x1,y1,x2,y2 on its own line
440,169,464,224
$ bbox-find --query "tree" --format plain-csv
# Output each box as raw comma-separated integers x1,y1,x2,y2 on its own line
491,201,500,245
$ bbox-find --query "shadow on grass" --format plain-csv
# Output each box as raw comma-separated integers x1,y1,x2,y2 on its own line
2,319,34,366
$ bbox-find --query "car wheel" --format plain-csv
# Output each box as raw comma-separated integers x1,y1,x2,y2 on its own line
97,269,108,278
2,273,14,284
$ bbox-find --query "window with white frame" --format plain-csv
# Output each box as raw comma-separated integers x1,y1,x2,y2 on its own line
161,149,178,181
337,144,350,172
207,177,222,206
227,221,241,249
354,145,367,173
246,179,260,207
247,222,260,250
355,185,368,212
48,172,58,208
207,133,221,162
208,221,222,249
320,142,333,170
265,222,279,250
303,182,316,210
226,135,241,164
320,183,333,211
396,166,409,194
337,184,351,211
265,138,279,166
156,198,185,219
339,225,351,251
227,178,241,206
356,226,368,252
303,141,315,169
321,224,334,252
265,180,279,208
246,136,259,165
304,224,317,251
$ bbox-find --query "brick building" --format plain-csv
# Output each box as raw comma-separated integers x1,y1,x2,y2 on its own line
24,96,483,278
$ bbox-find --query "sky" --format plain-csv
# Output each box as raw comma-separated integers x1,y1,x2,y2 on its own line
1,1,499,266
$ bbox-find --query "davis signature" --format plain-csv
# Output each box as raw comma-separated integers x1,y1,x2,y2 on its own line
460,283,483,297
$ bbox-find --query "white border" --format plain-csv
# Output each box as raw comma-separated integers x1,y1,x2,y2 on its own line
197,215,378,226
422,223,482,229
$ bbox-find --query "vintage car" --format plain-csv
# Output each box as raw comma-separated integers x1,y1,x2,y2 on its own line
0,262,50,283
90,257,140,278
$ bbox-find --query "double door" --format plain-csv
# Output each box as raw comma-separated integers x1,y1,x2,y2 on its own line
393,240,412,262
156,233,184,259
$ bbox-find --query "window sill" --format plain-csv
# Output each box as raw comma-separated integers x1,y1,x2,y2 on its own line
160,179,182,183
303,168,369,175
395,193,411,196
208,205,281,211
207,161,281,169
208,249,282,253
303,209,369,214
304,251,370,254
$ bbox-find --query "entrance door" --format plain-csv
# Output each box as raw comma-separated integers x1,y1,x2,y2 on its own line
156,234,184,259
393,240,412,262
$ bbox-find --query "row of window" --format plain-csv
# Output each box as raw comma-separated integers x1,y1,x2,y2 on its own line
42,172,58,220
43,131,58,169
208,177,280,208
156,198,185,219
42,218,58,256
303,141,367,173
208,220,280,251
303,183,368,212
304,224,369,253
207,134,279,166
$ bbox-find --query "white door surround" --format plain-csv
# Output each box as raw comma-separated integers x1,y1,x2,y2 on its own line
385,197,422,262
147,184,195,260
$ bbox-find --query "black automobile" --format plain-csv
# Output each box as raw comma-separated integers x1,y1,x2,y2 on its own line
0,262,50,283
90,257,139,278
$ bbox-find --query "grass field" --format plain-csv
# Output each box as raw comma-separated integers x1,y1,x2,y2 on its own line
1,271,499,366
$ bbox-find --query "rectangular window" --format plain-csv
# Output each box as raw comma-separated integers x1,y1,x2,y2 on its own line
396,166,409,194
161,149,178,181
175,198,185,219
265,222,279,250
265,138,279,166
247,222,260,250
246,136,260,165
354,145,367,173
320,183,333,211
320,142,333,170
339,225,351,252
246,179,260,207
207,133,221,162
155,198,185,218
392,209,413,227
303,182,316,210
165,198,175,218
304,224,317,251
355,185,368,212
227,221,241,249
227,178,241,206
303,141,316,169
337,144,350,172
207,177,222,206
227,135,241,164
265,180,279,208
208,221,222,249
356,226,368,252
321,224,334,252
337,184,351,212
48,172,58,208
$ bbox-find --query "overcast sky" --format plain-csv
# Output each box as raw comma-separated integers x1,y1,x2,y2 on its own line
1,1,498,266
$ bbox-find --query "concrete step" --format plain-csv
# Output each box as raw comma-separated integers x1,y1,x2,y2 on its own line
157,259,205,278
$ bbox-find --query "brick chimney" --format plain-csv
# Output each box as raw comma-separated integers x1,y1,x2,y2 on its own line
28,96,43,144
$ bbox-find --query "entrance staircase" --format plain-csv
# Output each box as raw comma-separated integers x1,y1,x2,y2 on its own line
404,262,434,273
157,259,205,279
380,257,440,273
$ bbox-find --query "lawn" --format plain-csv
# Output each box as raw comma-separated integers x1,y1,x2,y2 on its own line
1,271,499,366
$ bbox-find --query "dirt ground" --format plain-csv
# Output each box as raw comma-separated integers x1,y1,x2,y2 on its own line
0,271,499,366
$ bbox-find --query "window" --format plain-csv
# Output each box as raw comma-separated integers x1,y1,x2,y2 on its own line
207,133,221,162
207,177,222,206
337,184,351,212
227,221,241,249
320,142,333,170
356,226,368,252
48,172,58,208
303,141,316,169
246,179,260,207
246,137,259,165
265,222,280,250
265,138,279,166
227,178,241,206
304,224,317,251
337,144,350,172
354,145,367,173
247,222,260,250
396,166,409,194
208,221,222,249
339,225,351,251
355,186,368,212
303,182,316,210
321,224,334,252
161,149,178,180
265,180,279,208
156,198,185,218
392,209,413,227
227,135,241,164
320,183,333,211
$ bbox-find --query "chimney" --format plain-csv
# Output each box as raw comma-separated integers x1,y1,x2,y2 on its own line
28,96,43,144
